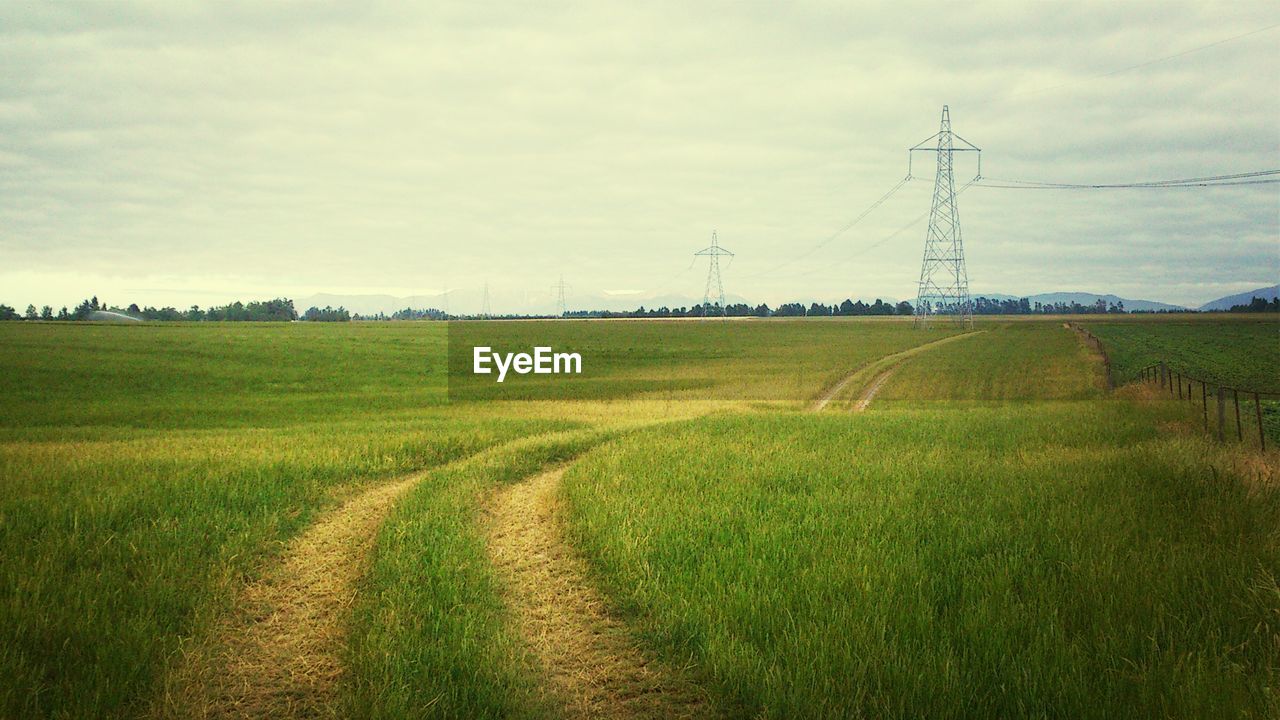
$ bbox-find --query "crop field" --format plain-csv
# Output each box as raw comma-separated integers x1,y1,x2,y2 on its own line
1083,317,1280,442
1,316,1277,719
1082,317,1279,391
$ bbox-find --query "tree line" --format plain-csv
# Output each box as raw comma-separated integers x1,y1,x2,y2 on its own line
3,294,1275,322
0,297,350,322
1228,296,1280,313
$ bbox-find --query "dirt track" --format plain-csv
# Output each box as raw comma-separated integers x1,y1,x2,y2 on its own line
811,330,984,411
157,475,422,719
484,468,711,720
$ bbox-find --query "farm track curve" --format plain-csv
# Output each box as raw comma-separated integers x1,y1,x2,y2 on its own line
484,468,713,720
156,472,425,719
854,366,898,411
159,330,976,718
811,329,985,411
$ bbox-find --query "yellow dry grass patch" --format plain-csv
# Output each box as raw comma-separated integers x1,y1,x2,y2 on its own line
484,468,714,720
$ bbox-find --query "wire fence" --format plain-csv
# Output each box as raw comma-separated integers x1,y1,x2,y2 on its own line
1066,323,1113,390
1135,362,1278,451
1066,322,1275,451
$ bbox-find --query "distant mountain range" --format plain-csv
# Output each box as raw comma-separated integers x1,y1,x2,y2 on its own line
1196,284,1279,311
298,285,1280,316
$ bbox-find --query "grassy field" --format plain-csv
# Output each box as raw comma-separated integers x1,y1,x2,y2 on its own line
446,318,961,402
876,322,1104,403
562,407,1279,718
0,323,570,718
0,317,1276,718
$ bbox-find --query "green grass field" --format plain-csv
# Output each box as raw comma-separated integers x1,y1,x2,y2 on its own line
1083,317,1279,391
877,322,1104,403
563,409,1278,718
0,317,1276,719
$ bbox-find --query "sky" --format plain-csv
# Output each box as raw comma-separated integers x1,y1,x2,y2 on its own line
1,1,1277,313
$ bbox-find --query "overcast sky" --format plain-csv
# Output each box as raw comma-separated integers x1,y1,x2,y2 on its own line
2,1,1277,312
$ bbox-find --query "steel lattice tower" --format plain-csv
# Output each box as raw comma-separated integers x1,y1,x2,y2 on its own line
481,281,492,319
694,230,733,316
910,105,980,328
551,275,570,317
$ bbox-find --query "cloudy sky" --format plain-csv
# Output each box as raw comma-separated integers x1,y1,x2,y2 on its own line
2,1,1277,312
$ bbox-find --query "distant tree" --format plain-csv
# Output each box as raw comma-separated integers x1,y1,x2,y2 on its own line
185,305,206,321
0,304,19,321
40,305,53,320
24,304,38,320
57,306,70,320
128,303,141,314
303,305,351,322
389,306,448,320
895,300,913,315
72,298,94,320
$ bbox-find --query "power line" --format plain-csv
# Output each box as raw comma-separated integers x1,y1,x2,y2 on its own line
742,175,913,279
975,169,1280,189
796,179,980,279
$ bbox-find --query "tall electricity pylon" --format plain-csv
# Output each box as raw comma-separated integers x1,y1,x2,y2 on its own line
481,281,492,319
909,105,980,328
694,230,733,316
551,275,570,317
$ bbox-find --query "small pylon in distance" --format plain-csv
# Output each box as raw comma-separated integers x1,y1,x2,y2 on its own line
694,230,734,317
551,275,571,318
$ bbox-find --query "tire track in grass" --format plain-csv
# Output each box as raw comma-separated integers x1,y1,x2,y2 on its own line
158,473,425,719
811,330,985,411
484,467,712,720
853,366,897,411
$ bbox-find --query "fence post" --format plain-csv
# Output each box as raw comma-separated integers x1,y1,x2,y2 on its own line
1256,392,1266,452
1202,381,1208,429
1216,386,1225,441
1234,389,1242,442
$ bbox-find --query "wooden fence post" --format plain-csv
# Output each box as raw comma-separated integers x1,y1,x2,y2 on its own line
1202,382,1208,429
1234,389,1242,442
1216,386,1226,441
1256,392,1267,452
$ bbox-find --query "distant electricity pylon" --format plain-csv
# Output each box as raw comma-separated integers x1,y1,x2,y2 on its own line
694,230,733,316
481,281,492,319
551,275,571,317
909,105,980,328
